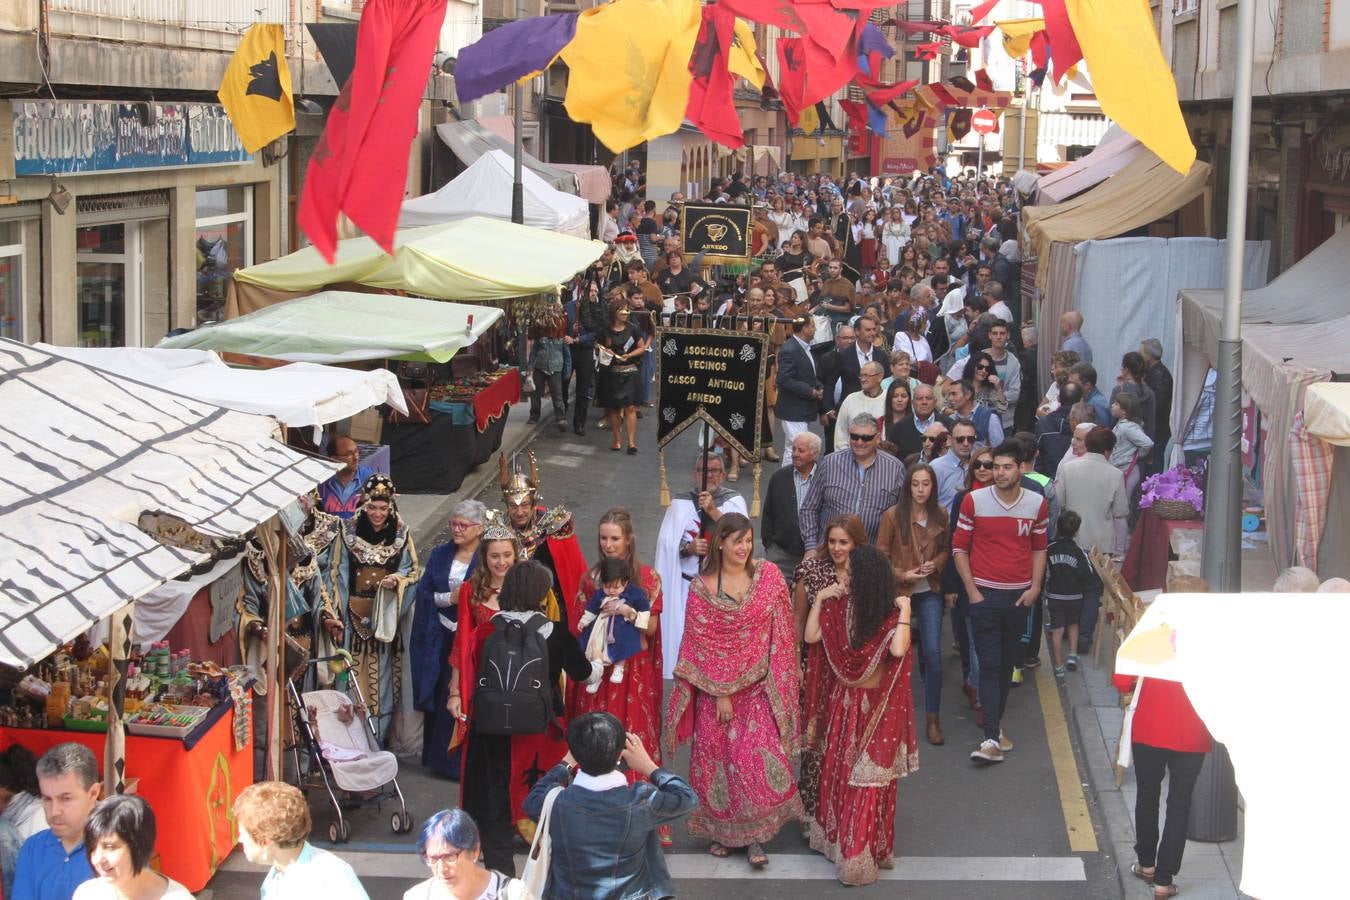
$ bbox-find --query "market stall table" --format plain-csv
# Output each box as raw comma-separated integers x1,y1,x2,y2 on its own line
387,368,521,492
0,706,252,891
1120,507,1204,592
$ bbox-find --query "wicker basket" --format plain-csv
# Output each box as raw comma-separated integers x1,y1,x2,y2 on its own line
1150,499,1201,520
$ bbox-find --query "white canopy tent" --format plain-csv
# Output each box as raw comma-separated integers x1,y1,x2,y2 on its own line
1036,125,1145,204
35,345,407,434
400,149,590,237
0,339,337,669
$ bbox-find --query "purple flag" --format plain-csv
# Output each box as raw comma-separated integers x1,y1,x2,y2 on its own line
859,23,895,60
455,13,578,105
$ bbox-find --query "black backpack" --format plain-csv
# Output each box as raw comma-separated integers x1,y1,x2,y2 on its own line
474,613,554,735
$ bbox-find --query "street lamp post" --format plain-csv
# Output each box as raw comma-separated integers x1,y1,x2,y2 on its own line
511,0,525,225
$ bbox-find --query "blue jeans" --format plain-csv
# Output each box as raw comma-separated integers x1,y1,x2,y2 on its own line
912,592,944,713
955,590,980,689
1079,582,1103,651
969,587,1030,741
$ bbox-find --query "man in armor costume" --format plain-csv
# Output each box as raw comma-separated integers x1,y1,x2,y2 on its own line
498,452,587,633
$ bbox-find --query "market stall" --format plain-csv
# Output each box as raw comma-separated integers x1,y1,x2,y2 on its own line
160,292,518,494
0,339,337,889
400,149,590,237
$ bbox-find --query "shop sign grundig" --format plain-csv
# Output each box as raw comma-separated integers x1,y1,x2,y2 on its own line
680,204,752,265
655,327,768,459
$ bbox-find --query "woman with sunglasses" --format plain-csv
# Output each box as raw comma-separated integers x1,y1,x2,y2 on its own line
942,445,996,723
876,464,950,745
962,350,1008,422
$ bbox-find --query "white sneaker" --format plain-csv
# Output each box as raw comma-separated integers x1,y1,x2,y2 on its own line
585,680,601,694
609,664,625,684
970,739,1004,763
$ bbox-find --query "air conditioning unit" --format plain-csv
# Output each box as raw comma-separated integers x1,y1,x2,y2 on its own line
467,93,509,118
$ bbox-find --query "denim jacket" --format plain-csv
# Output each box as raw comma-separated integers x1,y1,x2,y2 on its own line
523,764,697,900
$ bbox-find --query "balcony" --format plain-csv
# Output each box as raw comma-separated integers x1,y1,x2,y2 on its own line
47,0,295,52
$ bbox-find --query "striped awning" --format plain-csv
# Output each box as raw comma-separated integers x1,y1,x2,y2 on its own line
0,339,338,669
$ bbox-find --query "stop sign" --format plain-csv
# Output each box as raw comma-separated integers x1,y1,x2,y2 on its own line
971,109,998,135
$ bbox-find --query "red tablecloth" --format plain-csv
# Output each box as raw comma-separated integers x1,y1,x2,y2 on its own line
0,707,252,891
1121,508,1204,592
471,367,521,432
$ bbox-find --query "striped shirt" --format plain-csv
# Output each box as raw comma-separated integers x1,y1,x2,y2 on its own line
798,447,906,550
951,485,1049,590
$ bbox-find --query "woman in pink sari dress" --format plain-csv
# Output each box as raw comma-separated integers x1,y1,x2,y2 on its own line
804,543,917,885
665,512,801,869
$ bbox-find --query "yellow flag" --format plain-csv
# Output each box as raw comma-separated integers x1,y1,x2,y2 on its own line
729,18,766,90
560,0,702,152
1064,0,1195,174
798,105,820,134
217,24,294,153
996,17,1045,59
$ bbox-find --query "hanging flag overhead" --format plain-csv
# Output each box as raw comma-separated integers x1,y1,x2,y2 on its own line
686,5,744,147
948,108,973,142
970,0,1001,23
217,24,295,154
1064,0,1195,174
997,18,1045,58
1036,0,1084,83
560,0,702,152
776,37,808,125
297,0,448,263
727,17,766,88
454,14,579,105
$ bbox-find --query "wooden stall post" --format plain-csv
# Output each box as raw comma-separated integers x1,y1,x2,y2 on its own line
104,602,134,796
256,517,287,780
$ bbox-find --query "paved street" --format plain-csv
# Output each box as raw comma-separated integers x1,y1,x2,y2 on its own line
208,408,1122,899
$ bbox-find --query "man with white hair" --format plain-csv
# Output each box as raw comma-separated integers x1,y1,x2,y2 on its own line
1318,577,1350,592
1272,566,1321,593
833,361,887,448
760,431,821,580
1059,311,1092,363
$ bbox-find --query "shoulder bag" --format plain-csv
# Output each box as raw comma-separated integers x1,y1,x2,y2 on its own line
520,785,563,898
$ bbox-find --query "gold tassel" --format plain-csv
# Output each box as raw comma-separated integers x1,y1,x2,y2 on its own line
750,458,762,517
659,448,671,507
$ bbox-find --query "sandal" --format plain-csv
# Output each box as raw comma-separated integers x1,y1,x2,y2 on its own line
1153,885,1178,898
747,842,768,868
708,842,731,858
1131,862,1155,883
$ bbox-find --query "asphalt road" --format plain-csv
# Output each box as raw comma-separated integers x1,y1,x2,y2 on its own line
206,406,1122,900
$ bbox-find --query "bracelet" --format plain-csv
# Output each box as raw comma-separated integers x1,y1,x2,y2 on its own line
898,620,911,626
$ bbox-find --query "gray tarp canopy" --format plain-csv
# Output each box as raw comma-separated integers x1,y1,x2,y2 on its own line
1174,226,1350,576
0,339,337,669
436,120,581,196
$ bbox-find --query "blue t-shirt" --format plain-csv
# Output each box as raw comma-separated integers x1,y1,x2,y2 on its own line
12,830,94,900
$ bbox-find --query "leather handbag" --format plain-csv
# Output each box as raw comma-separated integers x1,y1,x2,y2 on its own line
521,785,563,897
387,387,431,425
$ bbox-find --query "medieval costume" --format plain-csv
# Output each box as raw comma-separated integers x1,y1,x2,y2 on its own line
499,454,587,631
653,482,748,679
410,543,475,779
805,589,918,885
335,474,419,746
665,561,802,848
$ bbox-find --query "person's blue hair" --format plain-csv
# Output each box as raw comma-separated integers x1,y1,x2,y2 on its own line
416,809,480,860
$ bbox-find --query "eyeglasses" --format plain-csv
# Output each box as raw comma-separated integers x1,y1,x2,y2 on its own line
449,520,479,531
973,460,995,470
953,435,976,444
975,364,993,371
425,851,463,869
848,432,877,442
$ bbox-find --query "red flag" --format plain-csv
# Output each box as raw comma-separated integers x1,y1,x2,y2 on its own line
944,25,995,49
970,0,1000,23
776,37,808,126
686,5,744,148
1030,30,1050,72
887,19,944,36
913,41,941,61
1035,0,1084,83
298,0,448,263
799,21,862,107
974,67,994,91
855,68,917,107
839,99,868,134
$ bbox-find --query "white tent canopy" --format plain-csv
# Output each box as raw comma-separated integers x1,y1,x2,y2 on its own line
35,345,407,432
400,149,590,237
1036,125,1144,204
0,339,338,669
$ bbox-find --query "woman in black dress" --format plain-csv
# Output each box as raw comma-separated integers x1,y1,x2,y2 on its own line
596,302,648,454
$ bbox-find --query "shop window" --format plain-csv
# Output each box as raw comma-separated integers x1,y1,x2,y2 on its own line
0,223,22,342
76,224,132,348
195,186,253,325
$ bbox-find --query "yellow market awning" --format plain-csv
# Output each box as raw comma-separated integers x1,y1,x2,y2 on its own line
233,217,605,302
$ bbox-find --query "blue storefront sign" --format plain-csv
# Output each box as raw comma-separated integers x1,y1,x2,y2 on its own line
12,100,253,176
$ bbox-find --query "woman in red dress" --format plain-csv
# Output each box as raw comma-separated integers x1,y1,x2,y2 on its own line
794,514,869,834
566,507,670,846
804,543,917,886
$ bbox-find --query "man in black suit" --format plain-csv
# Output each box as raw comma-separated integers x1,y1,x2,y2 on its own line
834,313,891,403
887,382,952,460
774,318,824,463
761,430,821,583
816,323,855,455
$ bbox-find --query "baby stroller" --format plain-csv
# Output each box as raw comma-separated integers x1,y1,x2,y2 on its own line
288,653,412,843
